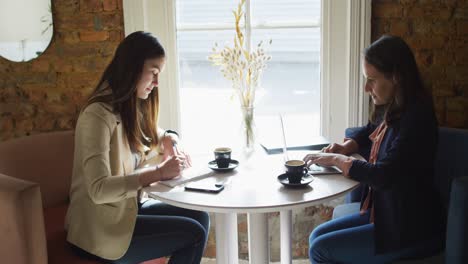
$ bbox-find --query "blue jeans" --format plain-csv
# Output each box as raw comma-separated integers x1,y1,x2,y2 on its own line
71,200,210,264
309,211,440,264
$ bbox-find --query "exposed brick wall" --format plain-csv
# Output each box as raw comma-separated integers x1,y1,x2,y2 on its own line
372,0,468,128
0,0,124,141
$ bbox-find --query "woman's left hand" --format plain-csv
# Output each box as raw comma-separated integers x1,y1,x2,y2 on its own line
172,143,192,168
161,135,192,168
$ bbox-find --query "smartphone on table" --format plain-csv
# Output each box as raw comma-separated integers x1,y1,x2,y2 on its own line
184,180,224,193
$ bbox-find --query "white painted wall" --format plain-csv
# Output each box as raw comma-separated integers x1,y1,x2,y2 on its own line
321,0,371,142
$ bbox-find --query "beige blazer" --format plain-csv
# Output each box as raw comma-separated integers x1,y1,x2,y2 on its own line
65,102,164,260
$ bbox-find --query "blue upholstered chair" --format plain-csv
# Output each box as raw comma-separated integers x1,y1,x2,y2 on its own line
332,127,468,264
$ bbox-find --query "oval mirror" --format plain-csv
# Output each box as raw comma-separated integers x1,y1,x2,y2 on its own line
0,0,53,62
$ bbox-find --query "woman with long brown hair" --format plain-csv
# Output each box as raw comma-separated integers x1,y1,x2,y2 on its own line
304,35,445,263
65,31,209,264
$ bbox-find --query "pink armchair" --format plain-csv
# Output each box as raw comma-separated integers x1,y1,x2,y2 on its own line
0,131,166,264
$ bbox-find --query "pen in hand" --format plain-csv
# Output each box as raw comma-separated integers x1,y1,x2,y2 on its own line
172,142,187,169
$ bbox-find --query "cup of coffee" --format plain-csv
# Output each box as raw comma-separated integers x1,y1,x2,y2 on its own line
285,159,308,184
214,147,232,168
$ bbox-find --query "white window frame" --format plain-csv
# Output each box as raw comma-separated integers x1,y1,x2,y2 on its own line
123,0,371,143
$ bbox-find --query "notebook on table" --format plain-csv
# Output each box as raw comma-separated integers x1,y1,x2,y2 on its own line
159,165,215,188
137,144,216,188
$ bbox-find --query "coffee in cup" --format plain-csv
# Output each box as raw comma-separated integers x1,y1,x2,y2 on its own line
214,147,232,168
285,159,308,184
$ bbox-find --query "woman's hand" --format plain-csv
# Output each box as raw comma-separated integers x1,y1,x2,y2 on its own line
303,153,342,167
161,135,192,168
161,134,177,159
303,153,355,177
173,144,192,168
321,139,359,155
137,155,186,186
322,143,347,154
157,155,186,181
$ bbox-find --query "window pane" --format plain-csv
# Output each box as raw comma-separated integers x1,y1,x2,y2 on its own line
176,1,321,154
177,30,233,88
251,0,321,25
177,30,240,153
252,28,320,114
176,0,237,27
252,28,320,148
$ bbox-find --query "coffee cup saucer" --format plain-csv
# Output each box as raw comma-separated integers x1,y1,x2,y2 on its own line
208,159,239,172
277,173,314,187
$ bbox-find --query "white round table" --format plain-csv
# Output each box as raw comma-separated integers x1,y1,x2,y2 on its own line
143,151,359,264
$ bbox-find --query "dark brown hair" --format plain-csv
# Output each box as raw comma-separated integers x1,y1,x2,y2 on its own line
365,35,433,124
86,31,165,154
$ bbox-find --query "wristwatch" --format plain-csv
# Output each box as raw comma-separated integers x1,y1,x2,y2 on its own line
163,129,179,138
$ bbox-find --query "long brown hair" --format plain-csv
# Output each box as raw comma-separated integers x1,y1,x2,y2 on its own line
365,35,433,125
85,31,165,154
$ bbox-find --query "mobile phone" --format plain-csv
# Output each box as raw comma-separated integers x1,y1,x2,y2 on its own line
184,181,225,193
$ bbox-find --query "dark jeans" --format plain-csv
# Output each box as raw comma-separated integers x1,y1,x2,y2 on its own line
309,210,441,264
71,200,210,264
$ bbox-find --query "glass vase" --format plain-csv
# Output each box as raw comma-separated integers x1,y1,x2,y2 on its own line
240,106,256,159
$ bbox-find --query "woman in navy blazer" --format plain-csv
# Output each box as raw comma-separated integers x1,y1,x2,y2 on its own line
303,35,445,263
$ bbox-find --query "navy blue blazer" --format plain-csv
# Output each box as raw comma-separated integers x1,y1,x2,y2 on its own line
347,101,446,254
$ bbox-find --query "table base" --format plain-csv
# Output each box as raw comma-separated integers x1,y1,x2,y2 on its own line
215,210,294,264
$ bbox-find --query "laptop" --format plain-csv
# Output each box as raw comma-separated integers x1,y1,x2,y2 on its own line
259,115,329,154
